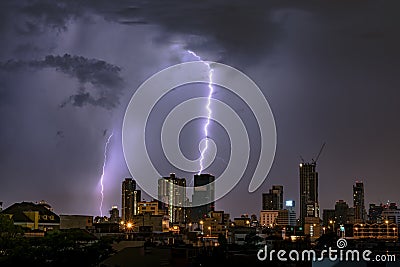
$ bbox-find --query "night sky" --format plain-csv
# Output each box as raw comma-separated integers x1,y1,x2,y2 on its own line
0,1,398,218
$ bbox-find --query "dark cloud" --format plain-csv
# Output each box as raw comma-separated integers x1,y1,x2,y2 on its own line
19,1,82,32
0,1,286,61
2,1,392,63
4,0,393,67
0,54,124,109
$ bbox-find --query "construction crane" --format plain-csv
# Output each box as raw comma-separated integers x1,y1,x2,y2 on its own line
312,142,326,165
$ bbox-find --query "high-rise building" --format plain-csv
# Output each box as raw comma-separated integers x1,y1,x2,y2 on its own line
353,181,366,223
285,200,297,226
190,173,215,222
121,178,141,223
262,185,284,210
299,163,319,226
158,173,187,224
335,200,350,226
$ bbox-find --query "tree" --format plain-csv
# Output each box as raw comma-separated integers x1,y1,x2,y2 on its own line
0,214,23,237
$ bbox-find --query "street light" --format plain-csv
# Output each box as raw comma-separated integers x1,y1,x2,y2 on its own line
329,220,336,233
125,222,133,236
188,223,192,231
208,226,212,236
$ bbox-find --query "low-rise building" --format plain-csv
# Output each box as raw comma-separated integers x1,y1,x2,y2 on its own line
131,213,169,232
138,201,160,215
353,223,398,239
200,211,229,237
1,202,60,231
260,210,279,227
304,217,322,240
60,215,93,230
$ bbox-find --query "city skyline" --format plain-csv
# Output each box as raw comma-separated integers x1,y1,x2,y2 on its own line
0,1,398,218
0,168,392,221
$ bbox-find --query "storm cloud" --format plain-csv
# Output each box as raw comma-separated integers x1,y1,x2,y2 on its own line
0,54,124,109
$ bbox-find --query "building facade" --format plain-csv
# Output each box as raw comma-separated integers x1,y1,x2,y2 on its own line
60,215,93,230
260,210,279,227
299,163,319,226
1,202,60,231
109,206,119,223
262,185,283,210
121,178,141,223
285,200,297,226
158,173,187,224
353,223,398,239
138,201,161,215
190,173,215,222
353,181,366,223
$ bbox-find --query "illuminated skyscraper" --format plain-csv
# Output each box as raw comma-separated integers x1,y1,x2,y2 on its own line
299,163,319,226
158,173,186,223
121,178,141,223
353,181,366,223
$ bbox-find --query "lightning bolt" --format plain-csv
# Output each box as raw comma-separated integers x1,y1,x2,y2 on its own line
187,50,214,174
99,132,113,217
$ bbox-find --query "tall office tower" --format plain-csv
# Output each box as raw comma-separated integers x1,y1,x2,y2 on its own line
299,163,319,226
353,181,366,223
158,173,187,224
121,178,141,223
191,173,215,222
262,185,284,210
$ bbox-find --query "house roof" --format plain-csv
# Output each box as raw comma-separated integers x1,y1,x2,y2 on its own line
1,202,60,223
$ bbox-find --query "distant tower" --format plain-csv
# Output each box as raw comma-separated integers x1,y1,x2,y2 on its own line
191,173,215,222
299,163,319,226
262,185,284,210
353,181,366,223
285,200,297,226
109,206,120,223
121,178,141,223
158,173,187,224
